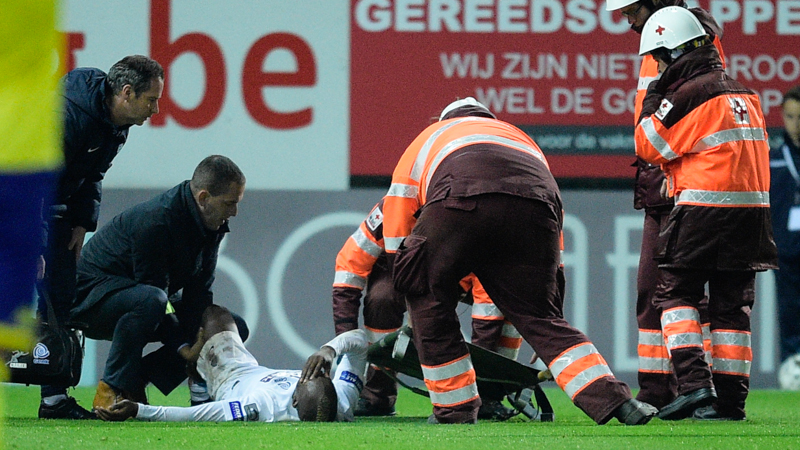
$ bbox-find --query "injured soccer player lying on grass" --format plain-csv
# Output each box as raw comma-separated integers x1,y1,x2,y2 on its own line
95,305,367,422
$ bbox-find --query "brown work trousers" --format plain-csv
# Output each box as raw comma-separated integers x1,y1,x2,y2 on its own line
654,268,755,419
395,194,632,424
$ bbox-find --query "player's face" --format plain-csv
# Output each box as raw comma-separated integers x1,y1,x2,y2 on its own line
783,98,800,148
126,77,163,126
198,182,245,231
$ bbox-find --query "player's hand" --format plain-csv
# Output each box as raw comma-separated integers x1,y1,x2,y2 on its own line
95,400,139,422
300,346,336,383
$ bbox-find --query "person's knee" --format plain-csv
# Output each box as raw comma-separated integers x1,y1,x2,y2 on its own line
137,285,170,319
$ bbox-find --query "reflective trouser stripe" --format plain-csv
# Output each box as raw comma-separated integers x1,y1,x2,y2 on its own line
333,271,367,290
711,330,752,377
549,342,614,400
497,322,522,360
702,323,713,366
364,326,399,345
471,302,503,320
638,329,671,373
661,307,704,351
422,355,479,407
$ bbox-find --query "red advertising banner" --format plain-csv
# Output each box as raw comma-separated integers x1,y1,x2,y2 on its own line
350,0,800,179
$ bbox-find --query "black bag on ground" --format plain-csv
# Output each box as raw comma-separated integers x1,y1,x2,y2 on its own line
4,323,84,387
2,291,84,387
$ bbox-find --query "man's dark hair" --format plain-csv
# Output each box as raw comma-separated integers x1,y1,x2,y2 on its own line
294,377,338,422
190,155,246,196
107,55,164,96
784,86,800,106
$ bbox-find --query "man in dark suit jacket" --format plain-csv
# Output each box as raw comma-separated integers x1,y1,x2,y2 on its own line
71,155,248,412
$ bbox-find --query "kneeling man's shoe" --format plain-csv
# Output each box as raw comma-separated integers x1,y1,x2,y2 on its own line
692,405,746,421
657,387,716,421
614,399,658,425
93,380,122,410
38,397,97,420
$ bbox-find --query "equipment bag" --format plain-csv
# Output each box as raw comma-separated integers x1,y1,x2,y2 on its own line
2,291,83,387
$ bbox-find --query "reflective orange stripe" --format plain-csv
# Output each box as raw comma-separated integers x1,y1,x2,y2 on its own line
661,307,704,350
421,355,480,407
638,329,671,373
424,370,477,394
638,343,669,359
499,335,522,350
549,343,613,399
364,325,400,345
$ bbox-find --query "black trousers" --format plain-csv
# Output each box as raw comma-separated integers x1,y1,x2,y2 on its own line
74,284,248,395
38,216,78,398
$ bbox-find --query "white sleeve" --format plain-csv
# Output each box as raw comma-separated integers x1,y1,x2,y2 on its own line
136,397,271,422
326,329,369,422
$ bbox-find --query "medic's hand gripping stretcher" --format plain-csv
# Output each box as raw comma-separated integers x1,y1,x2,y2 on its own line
367,326,555,421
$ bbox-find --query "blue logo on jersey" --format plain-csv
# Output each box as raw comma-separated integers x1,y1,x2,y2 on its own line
229,401,244,421
339,370,363,391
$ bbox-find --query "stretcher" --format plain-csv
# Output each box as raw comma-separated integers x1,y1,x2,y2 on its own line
367,326,555,421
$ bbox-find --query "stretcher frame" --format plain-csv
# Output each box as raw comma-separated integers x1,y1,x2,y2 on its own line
367,326,555,421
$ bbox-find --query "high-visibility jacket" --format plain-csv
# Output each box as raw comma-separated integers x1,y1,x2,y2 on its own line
635,45,777,271
635,46,769,207
632,6,724,211
383,117,555,253
332,198,510,341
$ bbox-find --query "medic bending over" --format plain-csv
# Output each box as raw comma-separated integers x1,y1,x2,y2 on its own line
96,305,367,422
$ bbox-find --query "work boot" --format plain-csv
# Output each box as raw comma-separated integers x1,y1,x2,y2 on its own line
354,398,396,417
38,397,97,420
93,380,123,410
657,387,717,421
614,398,658,425
692,405,746,421
477,400,516,421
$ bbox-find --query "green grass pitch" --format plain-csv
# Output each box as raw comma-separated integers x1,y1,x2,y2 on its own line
1,385,799,450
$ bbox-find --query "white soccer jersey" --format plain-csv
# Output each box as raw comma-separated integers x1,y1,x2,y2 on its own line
136,329,368,422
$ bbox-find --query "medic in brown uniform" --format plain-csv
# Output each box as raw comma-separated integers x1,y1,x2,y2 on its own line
332,198,522,419
635,7,777,421
381,97,657,425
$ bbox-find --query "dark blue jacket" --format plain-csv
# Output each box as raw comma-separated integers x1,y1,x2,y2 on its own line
73,181,229,348
770,132,800,261
59,68,130,231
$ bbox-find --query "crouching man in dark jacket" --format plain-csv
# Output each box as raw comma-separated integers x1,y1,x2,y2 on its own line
71,155,248,411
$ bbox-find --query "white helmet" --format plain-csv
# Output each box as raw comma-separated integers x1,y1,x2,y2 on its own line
439,97,492,121
606,0,638,11
639,6,707,55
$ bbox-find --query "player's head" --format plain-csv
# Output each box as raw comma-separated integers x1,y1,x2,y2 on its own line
439,97,495,121
606,0,659,34
190,155,246,231
200,305,238,337
292,377,338,422
639,6,709,65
